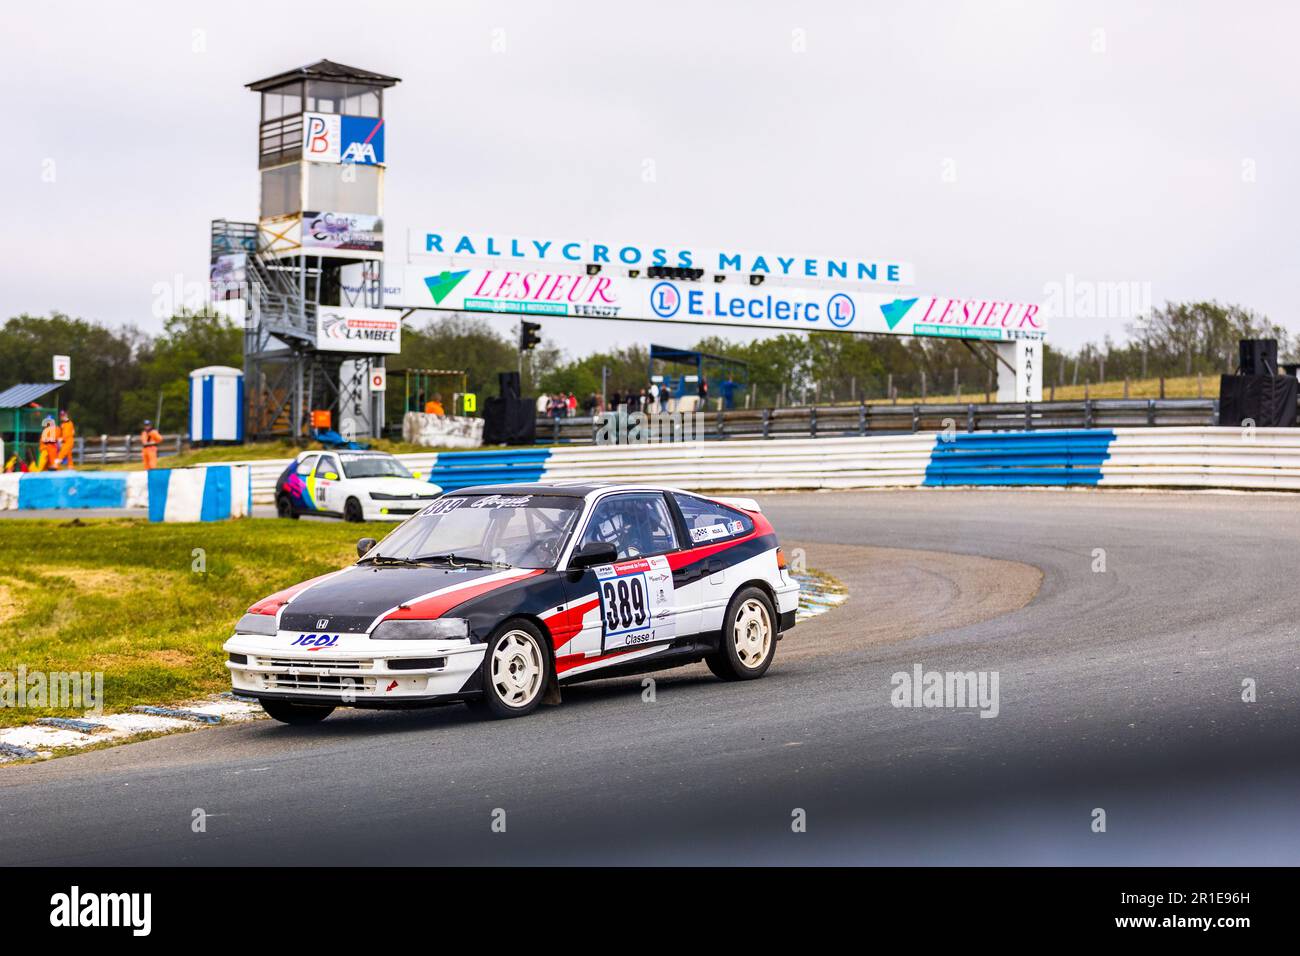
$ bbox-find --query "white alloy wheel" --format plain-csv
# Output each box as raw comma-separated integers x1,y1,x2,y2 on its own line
732,597,772,669
491,629,545,708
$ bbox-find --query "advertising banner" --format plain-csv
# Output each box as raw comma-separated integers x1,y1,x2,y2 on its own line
409,229,914,287
316,308,402,354
302,211,383,253
392,266,1045,341
302,113,386,165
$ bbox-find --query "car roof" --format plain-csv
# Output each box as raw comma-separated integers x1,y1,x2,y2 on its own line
448,481,676,499
297,449,392,459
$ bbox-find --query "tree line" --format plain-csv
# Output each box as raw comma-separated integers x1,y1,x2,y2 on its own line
2,300,1294,435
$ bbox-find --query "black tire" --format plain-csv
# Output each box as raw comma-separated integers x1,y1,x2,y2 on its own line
276,494,299,519
344,497,364,523
706,586,778,681
260,699,335,725
472,619,552,719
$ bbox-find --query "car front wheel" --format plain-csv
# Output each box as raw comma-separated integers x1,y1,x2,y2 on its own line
707,586,777,681
472,620,550,719
344,497,364,522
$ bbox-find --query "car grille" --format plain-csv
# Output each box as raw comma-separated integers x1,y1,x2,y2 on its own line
261,657,373,671
262,672,378,693
254,655,377,693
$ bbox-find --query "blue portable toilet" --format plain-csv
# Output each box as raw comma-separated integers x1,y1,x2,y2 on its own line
189,366,245,444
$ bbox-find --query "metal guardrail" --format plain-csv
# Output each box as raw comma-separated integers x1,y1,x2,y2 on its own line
534,398,1222,444
66,434,186,466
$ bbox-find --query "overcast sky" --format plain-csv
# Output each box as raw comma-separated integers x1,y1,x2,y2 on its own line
2,0,1295,357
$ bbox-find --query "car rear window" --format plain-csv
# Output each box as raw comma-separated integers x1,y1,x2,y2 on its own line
673,493,753,546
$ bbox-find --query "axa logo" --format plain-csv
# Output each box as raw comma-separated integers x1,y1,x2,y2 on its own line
424,270,470,305
342,142,377,164
880,297,918,330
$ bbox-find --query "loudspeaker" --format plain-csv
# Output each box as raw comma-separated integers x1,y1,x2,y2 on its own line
1219,374,1298,427
498,371,521,402
481,396,537,445
1239,339,1278,376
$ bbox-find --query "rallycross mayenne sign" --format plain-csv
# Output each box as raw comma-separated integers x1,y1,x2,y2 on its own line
379,265,1045,341
410,229,915,287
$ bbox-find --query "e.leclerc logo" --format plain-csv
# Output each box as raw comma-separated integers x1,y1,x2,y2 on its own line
827,293,855,328
650,282,682,318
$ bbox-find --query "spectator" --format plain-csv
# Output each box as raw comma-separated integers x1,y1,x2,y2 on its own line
536,392,550,417
648,380,660,412
698,378,709,404
567,392,577,417
424,392,445,416
140,419,163,470
56,410,76,470
611,389,623,410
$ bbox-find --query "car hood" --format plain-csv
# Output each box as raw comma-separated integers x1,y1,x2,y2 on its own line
353,476,441,496
276,564,532,633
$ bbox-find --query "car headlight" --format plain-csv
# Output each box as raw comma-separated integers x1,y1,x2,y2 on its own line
370,618,469,641
234,612,278,636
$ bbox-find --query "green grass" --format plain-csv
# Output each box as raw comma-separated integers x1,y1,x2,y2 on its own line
0,517,392,727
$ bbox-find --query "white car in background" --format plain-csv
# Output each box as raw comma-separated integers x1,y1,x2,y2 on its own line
275,449,442,522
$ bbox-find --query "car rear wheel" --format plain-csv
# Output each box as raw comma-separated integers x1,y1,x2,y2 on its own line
473,620,550,719
706,586,777,681
276,494,299,519
260,699,335,724
344,497,364,523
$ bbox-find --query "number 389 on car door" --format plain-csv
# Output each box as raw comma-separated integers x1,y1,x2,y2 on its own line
595,555,675,652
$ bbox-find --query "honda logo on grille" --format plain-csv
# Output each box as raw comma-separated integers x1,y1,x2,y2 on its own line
317,619,330,629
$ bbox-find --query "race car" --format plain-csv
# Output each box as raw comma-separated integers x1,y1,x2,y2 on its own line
274,449,442,522
225,482,800,723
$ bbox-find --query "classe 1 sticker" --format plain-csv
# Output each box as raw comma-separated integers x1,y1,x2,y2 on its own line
594,555,675,651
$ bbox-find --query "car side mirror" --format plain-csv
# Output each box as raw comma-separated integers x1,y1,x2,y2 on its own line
411,471,422,479
357,537,377,559
569,541,618,570
324,472,339,481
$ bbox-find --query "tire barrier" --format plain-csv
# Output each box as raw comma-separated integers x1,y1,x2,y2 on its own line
146,465,253,522
4,427,1298,513
924,430,1115,487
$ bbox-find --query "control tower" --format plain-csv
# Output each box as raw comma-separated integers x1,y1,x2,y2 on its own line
214,60,401,440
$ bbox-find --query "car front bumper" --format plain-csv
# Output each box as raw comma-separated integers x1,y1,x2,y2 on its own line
223,632,485,704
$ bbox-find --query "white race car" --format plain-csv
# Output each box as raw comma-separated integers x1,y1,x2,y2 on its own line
274,449,442,522
227,481,801,723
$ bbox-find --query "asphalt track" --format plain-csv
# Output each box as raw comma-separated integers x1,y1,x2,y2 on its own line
2,488,1299,865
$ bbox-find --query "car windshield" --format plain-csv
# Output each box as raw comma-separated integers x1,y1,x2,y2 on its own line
340,454,413,480
365,493,583,569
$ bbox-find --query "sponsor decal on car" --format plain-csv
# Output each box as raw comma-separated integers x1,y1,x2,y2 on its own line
594,555,675,651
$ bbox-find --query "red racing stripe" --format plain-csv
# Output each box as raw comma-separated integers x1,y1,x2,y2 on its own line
544,596,600,649
381,569,545,622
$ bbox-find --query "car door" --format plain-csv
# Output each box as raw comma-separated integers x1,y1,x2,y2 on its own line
290,453,321,513
671,492,756,634
563,492,683,664
314,454,342,514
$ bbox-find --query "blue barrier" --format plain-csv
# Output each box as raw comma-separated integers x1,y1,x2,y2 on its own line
17,472,129,509
924,430,1115,487
426,449,552,491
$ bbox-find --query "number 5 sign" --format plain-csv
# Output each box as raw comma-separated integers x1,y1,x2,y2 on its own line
52,355,71,381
